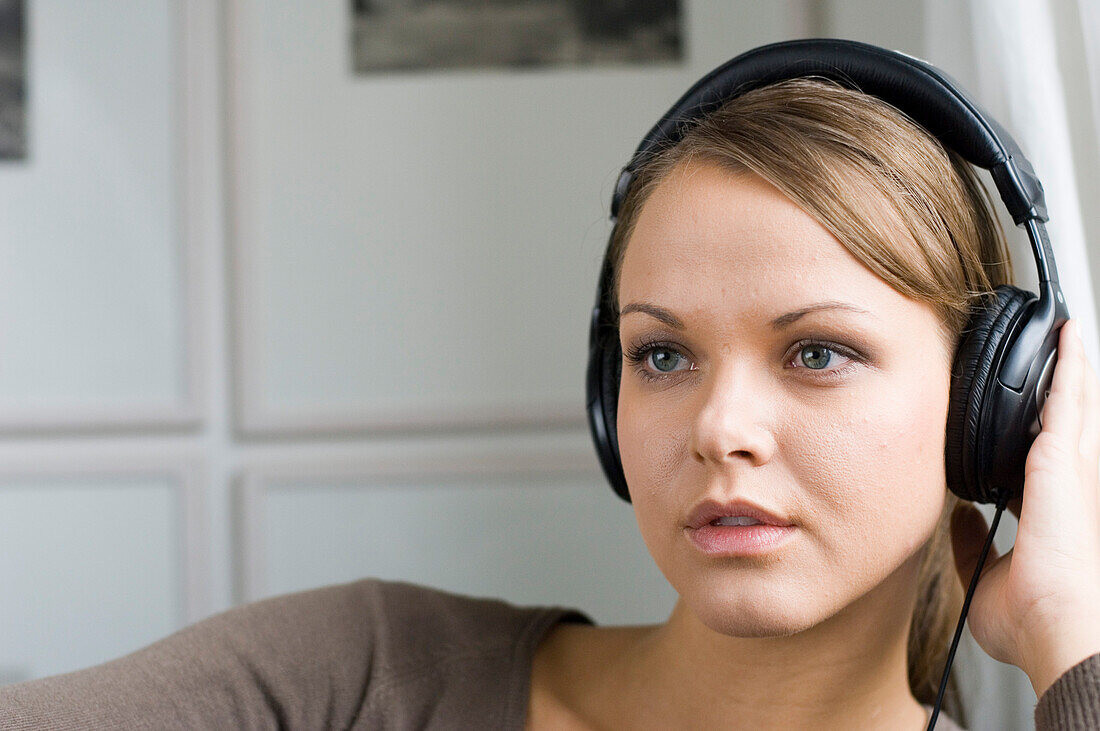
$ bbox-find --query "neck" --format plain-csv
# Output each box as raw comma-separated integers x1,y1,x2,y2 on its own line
602,561,929,729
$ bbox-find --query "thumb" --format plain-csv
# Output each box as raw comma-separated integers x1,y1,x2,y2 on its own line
950,502,1001,587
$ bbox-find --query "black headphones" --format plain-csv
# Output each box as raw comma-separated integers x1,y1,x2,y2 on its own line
586,38,1068,506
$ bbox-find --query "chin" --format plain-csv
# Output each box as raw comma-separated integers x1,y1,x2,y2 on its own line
695,606,817,639
682,582,829,639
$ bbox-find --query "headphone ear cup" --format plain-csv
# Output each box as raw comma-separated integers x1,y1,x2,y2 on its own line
946,285,1035,502
598,337,629,501
587,309,631,502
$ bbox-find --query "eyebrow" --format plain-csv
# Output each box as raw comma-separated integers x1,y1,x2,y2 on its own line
618,300,872,330
770,301,873,328
619,302,686,329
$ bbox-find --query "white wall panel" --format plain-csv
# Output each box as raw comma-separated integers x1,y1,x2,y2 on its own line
0,468,196,683
228,0,800,433
0,1,198,431
822,0,925,54
237,450,677,626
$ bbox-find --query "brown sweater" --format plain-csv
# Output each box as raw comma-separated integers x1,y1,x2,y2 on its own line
0,579,1094,730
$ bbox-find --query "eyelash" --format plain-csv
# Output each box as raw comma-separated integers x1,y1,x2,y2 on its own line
622,338,864,384
623,340,691,383
786,339,863,381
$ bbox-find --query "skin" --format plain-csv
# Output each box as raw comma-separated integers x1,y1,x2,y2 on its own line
527,162,1100,729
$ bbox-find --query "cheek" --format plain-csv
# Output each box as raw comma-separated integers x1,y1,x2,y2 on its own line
617,383,689,502
791,365,951,550
861,365,950,489
616,382,695,567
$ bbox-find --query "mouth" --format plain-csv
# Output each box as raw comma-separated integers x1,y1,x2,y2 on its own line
710,516,767,526
686,499,795,530
685,499,796,557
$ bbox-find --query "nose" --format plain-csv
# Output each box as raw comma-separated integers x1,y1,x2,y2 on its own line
689,365,777,468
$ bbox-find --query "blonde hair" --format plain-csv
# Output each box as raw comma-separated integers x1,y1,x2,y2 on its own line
607,78,1015,722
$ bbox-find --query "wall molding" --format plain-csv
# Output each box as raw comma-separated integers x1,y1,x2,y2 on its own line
0,0,204,435
0,456,209,626
224,0,591,437
233,439,601,604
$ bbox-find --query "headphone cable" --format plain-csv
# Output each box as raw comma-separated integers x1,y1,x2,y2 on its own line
926,493,1010,731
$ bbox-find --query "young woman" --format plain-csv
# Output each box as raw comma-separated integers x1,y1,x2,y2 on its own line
2,43,1098,731
532,73,1100,730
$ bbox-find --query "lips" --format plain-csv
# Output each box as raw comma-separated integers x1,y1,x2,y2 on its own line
685,499,794,530
684,499,797,557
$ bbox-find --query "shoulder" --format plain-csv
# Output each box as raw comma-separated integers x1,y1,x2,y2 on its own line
0,578,591,730
219,578,595,727
331,579,592,728
177,577,584,657
286,578,590,676
197,578,556,654
193,577,592,697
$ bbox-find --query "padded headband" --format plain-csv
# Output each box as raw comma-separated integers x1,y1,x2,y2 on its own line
611,38,1048,231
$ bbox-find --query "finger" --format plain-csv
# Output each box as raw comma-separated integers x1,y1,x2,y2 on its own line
1039,320,1086,444
1076,325,1100,466
951,502,1001,585
1078,331,1100,515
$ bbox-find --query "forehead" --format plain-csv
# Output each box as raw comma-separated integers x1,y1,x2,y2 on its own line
617,162,905,319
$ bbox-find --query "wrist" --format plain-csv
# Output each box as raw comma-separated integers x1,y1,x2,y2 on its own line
1019,614,1100,697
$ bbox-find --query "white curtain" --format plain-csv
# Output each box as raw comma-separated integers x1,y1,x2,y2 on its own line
967,0,1099,357
926,0,1099,352
923,1,1100,729
1076,1,1100,202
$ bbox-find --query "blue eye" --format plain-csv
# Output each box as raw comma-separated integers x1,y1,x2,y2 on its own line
648,348,687,372
799,344,834,370
789,341,861,379
623,341,693,381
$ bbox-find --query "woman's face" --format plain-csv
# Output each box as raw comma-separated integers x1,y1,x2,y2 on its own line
616,162,953,637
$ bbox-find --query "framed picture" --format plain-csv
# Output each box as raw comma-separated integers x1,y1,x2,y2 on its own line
350,0,683,73
0,0,25,160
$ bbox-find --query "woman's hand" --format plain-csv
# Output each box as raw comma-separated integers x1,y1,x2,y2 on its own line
951,318,1100,697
